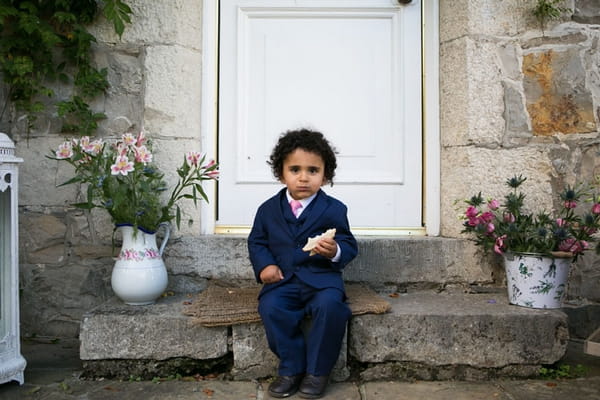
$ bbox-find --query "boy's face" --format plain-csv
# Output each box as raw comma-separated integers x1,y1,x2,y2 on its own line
281,149,326,200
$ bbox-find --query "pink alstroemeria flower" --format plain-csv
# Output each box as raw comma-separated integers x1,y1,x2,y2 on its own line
186,151,203,167
592,203,600,215
135,131,147,147
134,145,153,164
206,169,220,179
122,133,136,146
111,155,134,176
84,139,104,155
203,159,217,169
564,200,577,209
55,142,73,159
556,218,566,227
486,222,495,233
79,136,91,149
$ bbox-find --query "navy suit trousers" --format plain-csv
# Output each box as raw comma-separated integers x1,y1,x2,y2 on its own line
258,276,351,376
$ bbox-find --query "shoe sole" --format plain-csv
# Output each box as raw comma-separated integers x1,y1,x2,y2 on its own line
268,388,298,398
298,391,325,399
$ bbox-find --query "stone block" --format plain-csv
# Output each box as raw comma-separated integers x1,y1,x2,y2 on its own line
165,235,255,281
522,48,596,135
440,0,536,42
143,45,202,140
16,137,79,207
20,263,112,338
80,295,228,360
89,0,202,49
166,236,497,287
344,237,495,287
349,292,568,367
441,36,505,147
231,321,349,382
573,0,600,24
441,146,554,237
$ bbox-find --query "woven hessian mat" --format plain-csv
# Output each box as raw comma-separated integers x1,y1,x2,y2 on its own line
183,283,391,327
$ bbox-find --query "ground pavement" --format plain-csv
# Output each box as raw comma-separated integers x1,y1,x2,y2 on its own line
1,338,599,399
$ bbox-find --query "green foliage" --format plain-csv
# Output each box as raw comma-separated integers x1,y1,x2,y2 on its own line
47,132,219,233
539,363,588,379
0,0,132,134
460,175,600,260
533,0,570,35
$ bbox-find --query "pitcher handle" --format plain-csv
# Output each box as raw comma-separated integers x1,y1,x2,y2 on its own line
158,222,171,256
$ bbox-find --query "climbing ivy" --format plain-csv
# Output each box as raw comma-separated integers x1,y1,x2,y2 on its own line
0,0,132,135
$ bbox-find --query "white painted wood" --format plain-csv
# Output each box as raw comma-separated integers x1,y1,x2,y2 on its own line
423,0,440,236
0,134,26,385
218,0,422,230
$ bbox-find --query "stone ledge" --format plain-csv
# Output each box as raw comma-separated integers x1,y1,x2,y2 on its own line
79,290,568,381
80,295,228,361
349,292,568,367
164,236,497,287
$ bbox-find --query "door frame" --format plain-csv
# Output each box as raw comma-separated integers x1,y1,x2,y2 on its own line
199,0,440,236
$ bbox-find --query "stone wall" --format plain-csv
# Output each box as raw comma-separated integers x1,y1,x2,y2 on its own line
1,0,599,338
7,0,206,338
440,0,600,303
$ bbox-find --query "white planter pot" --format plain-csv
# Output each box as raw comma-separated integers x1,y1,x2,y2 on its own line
111,224,170,305
503,252,570,309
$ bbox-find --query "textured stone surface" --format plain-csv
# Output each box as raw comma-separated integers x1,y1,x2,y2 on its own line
349,292,568,367
6,1,600,343
165,236,496,287
441,146,554,237
573,0,600,24
440,36,505,147
79,291,569,380
523,48,596,135
80,294,228,360
231,321,349,382
440,0,539,41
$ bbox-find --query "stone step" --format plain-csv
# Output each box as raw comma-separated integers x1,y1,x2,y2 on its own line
163,236,495,291
79,289,568,381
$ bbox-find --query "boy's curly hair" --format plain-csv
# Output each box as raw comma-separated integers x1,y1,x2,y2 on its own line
268,128,337,185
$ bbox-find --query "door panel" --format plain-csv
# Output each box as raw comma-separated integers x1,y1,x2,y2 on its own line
218,0,422,231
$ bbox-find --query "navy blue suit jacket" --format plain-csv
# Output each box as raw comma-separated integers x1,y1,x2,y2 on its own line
248,188,358,298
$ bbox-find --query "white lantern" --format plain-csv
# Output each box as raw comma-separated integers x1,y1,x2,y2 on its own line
0,132,26,385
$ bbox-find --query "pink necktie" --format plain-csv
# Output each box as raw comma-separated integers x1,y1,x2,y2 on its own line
290,200,303,217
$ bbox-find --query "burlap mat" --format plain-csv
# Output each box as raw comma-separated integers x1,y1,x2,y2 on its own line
183,283,391,327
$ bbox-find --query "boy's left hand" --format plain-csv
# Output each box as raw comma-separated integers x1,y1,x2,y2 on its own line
312,237,337,259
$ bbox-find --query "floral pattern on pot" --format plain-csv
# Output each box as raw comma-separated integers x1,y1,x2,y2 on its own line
118,248,161,261
504,252,570,309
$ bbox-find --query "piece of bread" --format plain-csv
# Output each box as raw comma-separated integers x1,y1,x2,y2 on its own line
302,228,336,256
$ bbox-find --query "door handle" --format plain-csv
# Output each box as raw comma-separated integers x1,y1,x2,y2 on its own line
397,0,412,4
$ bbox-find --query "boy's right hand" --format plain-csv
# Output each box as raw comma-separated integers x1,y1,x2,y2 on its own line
260,264,284,284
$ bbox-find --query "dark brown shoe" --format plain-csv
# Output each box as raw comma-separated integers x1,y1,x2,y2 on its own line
268,374,304,398
298,374,329,399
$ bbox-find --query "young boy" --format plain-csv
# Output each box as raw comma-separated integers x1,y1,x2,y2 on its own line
248,129,358,398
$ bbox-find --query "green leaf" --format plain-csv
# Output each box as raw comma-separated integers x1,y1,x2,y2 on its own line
103,0,132,38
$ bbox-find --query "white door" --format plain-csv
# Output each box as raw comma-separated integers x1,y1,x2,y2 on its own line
218,0,422,234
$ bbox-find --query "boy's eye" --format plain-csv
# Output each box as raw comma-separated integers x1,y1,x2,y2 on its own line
309,167,319,174
289,166,300,173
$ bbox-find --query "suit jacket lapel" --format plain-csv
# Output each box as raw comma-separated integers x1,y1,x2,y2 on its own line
296,190,328,238
274,188,296,238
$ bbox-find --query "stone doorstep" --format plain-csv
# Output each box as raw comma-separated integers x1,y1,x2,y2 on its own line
79,291,568,381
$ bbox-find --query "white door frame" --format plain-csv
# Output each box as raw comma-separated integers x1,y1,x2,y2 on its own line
200,0,440,236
